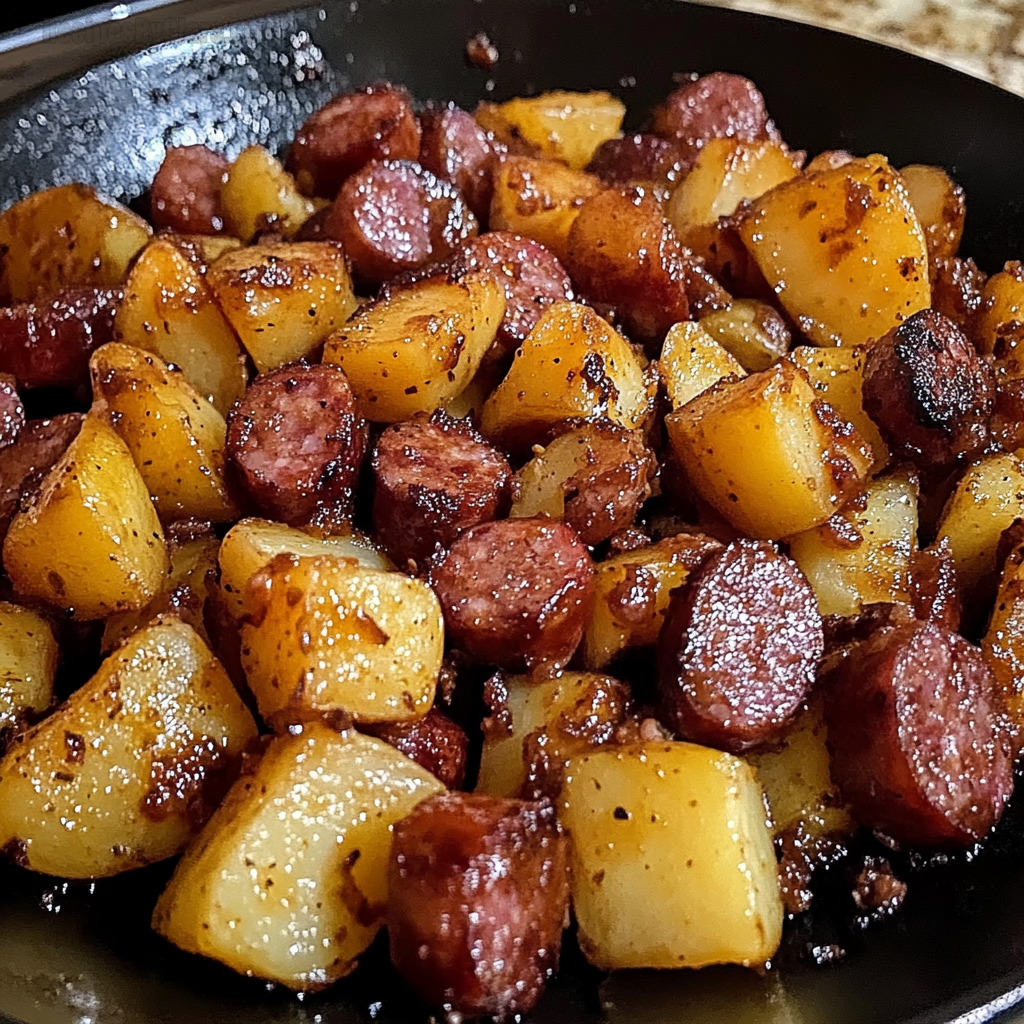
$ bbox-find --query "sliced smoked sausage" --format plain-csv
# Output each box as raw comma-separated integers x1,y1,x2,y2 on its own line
225,361,368,525
0,375,24,449
586,132,688,194
150,145,229,235
363,708,469,789
656,539,823,753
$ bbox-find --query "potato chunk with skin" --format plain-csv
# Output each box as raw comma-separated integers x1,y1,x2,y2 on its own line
480,301,651,452
206,242,358,374
0,184,151,303
0,618,256,878
90,344,239,523
899,164,965,262
115,238,248,416
975,261,1024,355
789,471,918,617
0,602,57,735
3,414,168,620
736,156,930,347
659,320,745,411
698,299,791,373
220,144,315,242
560,742,783,971
323,273,505,422
666,361,872,539
240,554,443,728
152,725,444,989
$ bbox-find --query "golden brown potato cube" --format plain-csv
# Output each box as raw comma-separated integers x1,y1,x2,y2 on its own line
0,183,151,303
476,91,625,170
788,471,918,616
0,618,256,878
983,536,1024,734
659,320,745,410
90,343,239,523
152,725,444,989
323,272,505,422
975,262,1024,355
206,242,358,373
0,602,57,735
736,156,930,347
115,238,248,416
480,301,651,451
899,164,966,262
665,137,801,230
220,144,315,242
666,361,872,539
560,743,783,970
3,414,168,620
240,554,443,728
489,156,603,262
787,344,889,470
936,452,1024,595
698,299,791,373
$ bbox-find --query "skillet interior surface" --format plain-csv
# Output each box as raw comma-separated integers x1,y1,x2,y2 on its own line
2,1,1024,1022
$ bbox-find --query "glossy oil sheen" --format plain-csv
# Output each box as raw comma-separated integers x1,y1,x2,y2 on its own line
1,1,1024,1022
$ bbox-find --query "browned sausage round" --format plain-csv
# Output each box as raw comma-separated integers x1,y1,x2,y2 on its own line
372,412,512,568
388,792,569,1019
0,375,24,450
908,542,962,631
285,84,421,198
225,362,368,525
586,133,688,193
863,308,995,469
429,517,594,671
363,708,469,789
656,539,823,753
651,71,780,164
0,287,121,390
323,160,479,286
150,145,229,235
418,102,501,221
823,618,1013,848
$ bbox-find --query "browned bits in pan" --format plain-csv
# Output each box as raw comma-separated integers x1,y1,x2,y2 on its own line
656,539,823,753
225,362,368,526
429,517,594,671
388,793,568,1018
285,84,421,199
150,145,230,235
363,708,470,789
465,31,500,71
0,374,24,450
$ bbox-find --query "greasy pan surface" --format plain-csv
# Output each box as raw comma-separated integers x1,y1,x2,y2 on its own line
2,1,1024,1022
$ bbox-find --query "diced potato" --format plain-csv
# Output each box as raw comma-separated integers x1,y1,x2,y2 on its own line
220,144,315,242
697,299,790,373
659,320,745,411
899,164,965,262
217,517,390,621
323,273,505,422
0,183,151,303
101,534,220,654
240,554,443,727
3,414,168,620
789,472,918,616
0,603,57,735
206,242,358,373
152,725,444,989
90,344,239,523
982,537,1024,733
975,262,1024,355
476,91,626,170
489,156,603,262
0,618,256,878
936,452,1024,595
480,301,651,450
666,361,872,539
115,238,248,416
476,672,631,799
787,344,888,469
736,156,930,347
169,233,243,270
560,742,783,970
665,137,801,230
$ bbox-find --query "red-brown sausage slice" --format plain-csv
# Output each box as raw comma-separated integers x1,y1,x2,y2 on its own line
285,84,421,199
586,133,688,193
225,362,368,525
429,517,594,671
388,793,569,1018
656,539,823,753
372,412,512,568
908,541,962,631
363,708,469,789
0,375,24,450
823,618,1013,848
0,287,121,390
150,145,229,235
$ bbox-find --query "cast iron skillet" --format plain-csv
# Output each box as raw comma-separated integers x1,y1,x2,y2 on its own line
2,1,1024,1022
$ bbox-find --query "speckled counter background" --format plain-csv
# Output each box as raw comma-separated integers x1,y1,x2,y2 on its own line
695,0,1024,94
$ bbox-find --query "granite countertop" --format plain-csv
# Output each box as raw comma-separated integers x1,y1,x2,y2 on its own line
694,0,1024,94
